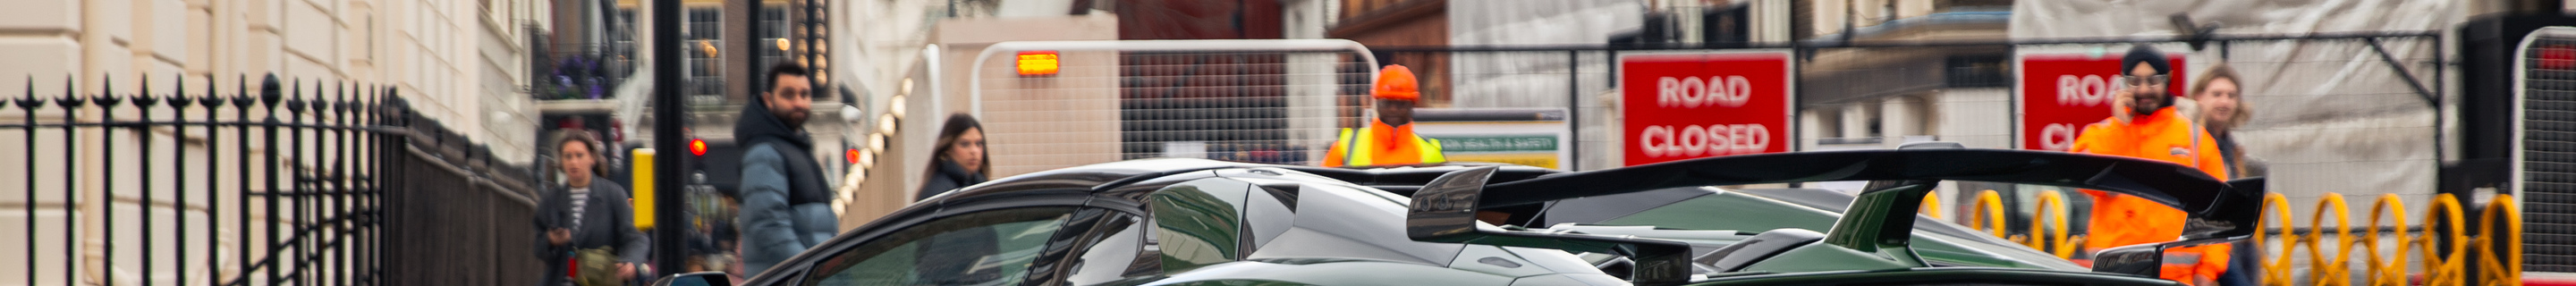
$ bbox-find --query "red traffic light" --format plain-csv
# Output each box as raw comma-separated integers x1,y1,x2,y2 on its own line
690,139,709,156
846,148,862,164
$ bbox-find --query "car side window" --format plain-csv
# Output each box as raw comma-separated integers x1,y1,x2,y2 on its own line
801,206,1074,286
1063,214,1142,284
1146,179,1254,272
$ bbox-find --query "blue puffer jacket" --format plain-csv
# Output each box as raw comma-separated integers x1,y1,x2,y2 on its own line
734,97,838,277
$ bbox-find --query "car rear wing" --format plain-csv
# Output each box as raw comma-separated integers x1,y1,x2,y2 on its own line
1405,149,2264,283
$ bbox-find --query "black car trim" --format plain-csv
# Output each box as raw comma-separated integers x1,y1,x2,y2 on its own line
1477,149,2260,241
1406,149,2261,284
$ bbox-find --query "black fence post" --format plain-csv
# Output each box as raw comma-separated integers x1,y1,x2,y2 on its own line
97,75,117,282
234,75,258,285
56,78,82,285
199,79,220,283
135,77,158,286
17,77,38,286
334,81,350,286
286,82,306,286
1567,50,1581,171
262,74,283,286
170,75,188,286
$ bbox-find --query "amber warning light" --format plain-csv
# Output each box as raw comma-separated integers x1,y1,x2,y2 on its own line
1017,50,1060,77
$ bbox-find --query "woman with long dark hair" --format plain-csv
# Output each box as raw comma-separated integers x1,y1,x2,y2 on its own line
919,114,989,201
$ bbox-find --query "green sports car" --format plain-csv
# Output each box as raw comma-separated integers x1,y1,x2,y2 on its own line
656,148,2260,285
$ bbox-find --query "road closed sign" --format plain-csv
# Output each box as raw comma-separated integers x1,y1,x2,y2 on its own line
2016,53,2186,151
1620,52,1793,166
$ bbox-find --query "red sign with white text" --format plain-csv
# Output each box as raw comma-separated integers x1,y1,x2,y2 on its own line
2017,54,2187,151
1621,52,1794,165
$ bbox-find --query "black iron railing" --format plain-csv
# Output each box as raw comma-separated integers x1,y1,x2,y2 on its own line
6,73,538,286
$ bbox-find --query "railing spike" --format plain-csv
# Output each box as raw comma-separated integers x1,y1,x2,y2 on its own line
172,73,188,107
135,73,158,107
97,74,119,106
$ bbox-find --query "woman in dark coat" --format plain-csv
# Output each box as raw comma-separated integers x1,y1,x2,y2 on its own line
909,114,1003,282
918,114,990,201
535,130,648,286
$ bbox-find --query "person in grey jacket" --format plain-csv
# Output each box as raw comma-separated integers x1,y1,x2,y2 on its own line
736,63,837,276
536,130,648,286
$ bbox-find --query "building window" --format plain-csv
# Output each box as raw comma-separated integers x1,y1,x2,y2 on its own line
685,7,725,97
1945,55,2007,88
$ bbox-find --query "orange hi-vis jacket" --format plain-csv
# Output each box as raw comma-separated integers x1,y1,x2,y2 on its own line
2069,106,2233,285
1323,119,1445,167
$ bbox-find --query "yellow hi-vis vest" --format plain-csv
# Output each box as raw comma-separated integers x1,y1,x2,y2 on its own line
1329,127,1446,167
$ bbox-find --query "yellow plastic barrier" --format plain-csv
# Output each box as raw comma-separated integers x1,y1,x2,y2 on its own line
2479,194,2521,286
2305,193,2354,286
2258,193,2298,286
2030,190,2077,258
1969,189,2007,239
2362,194,2407,286
1921,191,1943,219
2419,194,2467,286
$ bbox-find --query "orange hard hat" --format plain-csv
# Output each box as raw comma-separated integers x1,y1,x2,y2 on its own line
1374,64,1420,101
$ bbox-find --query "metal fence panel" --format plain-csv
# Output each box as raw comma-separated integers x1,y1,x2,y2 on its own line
970,40,1378,175
0,74,538,286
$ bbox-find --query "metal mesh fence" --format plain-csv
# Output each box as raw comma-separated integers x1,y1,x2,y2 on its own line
974,46,1375,176
2522,35,2576,273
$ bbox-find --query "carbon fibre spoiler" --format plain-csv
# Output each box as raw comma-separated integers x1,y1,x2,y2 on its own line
1405,149,2263,283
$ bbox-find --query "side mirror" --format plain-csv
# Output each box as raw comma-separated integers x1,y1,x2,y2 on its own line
651,272,734,286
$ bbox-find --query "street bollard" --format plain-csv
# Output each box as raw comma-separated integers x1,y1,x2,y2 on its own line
634,148,657,231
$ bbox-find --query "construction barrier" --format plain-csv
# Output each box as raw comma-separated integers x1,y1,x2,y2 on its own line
1969,189,2009,239
2030,190,2079,258
1965,189,2082,258
1959,190,2522,285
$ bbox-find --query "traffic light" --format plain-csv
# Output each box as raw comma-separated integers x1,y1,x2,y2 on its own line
690,139,708,156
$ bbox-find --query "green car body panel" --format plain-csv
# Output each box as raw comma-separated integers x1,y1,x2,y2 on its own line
1589,189,2080,270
